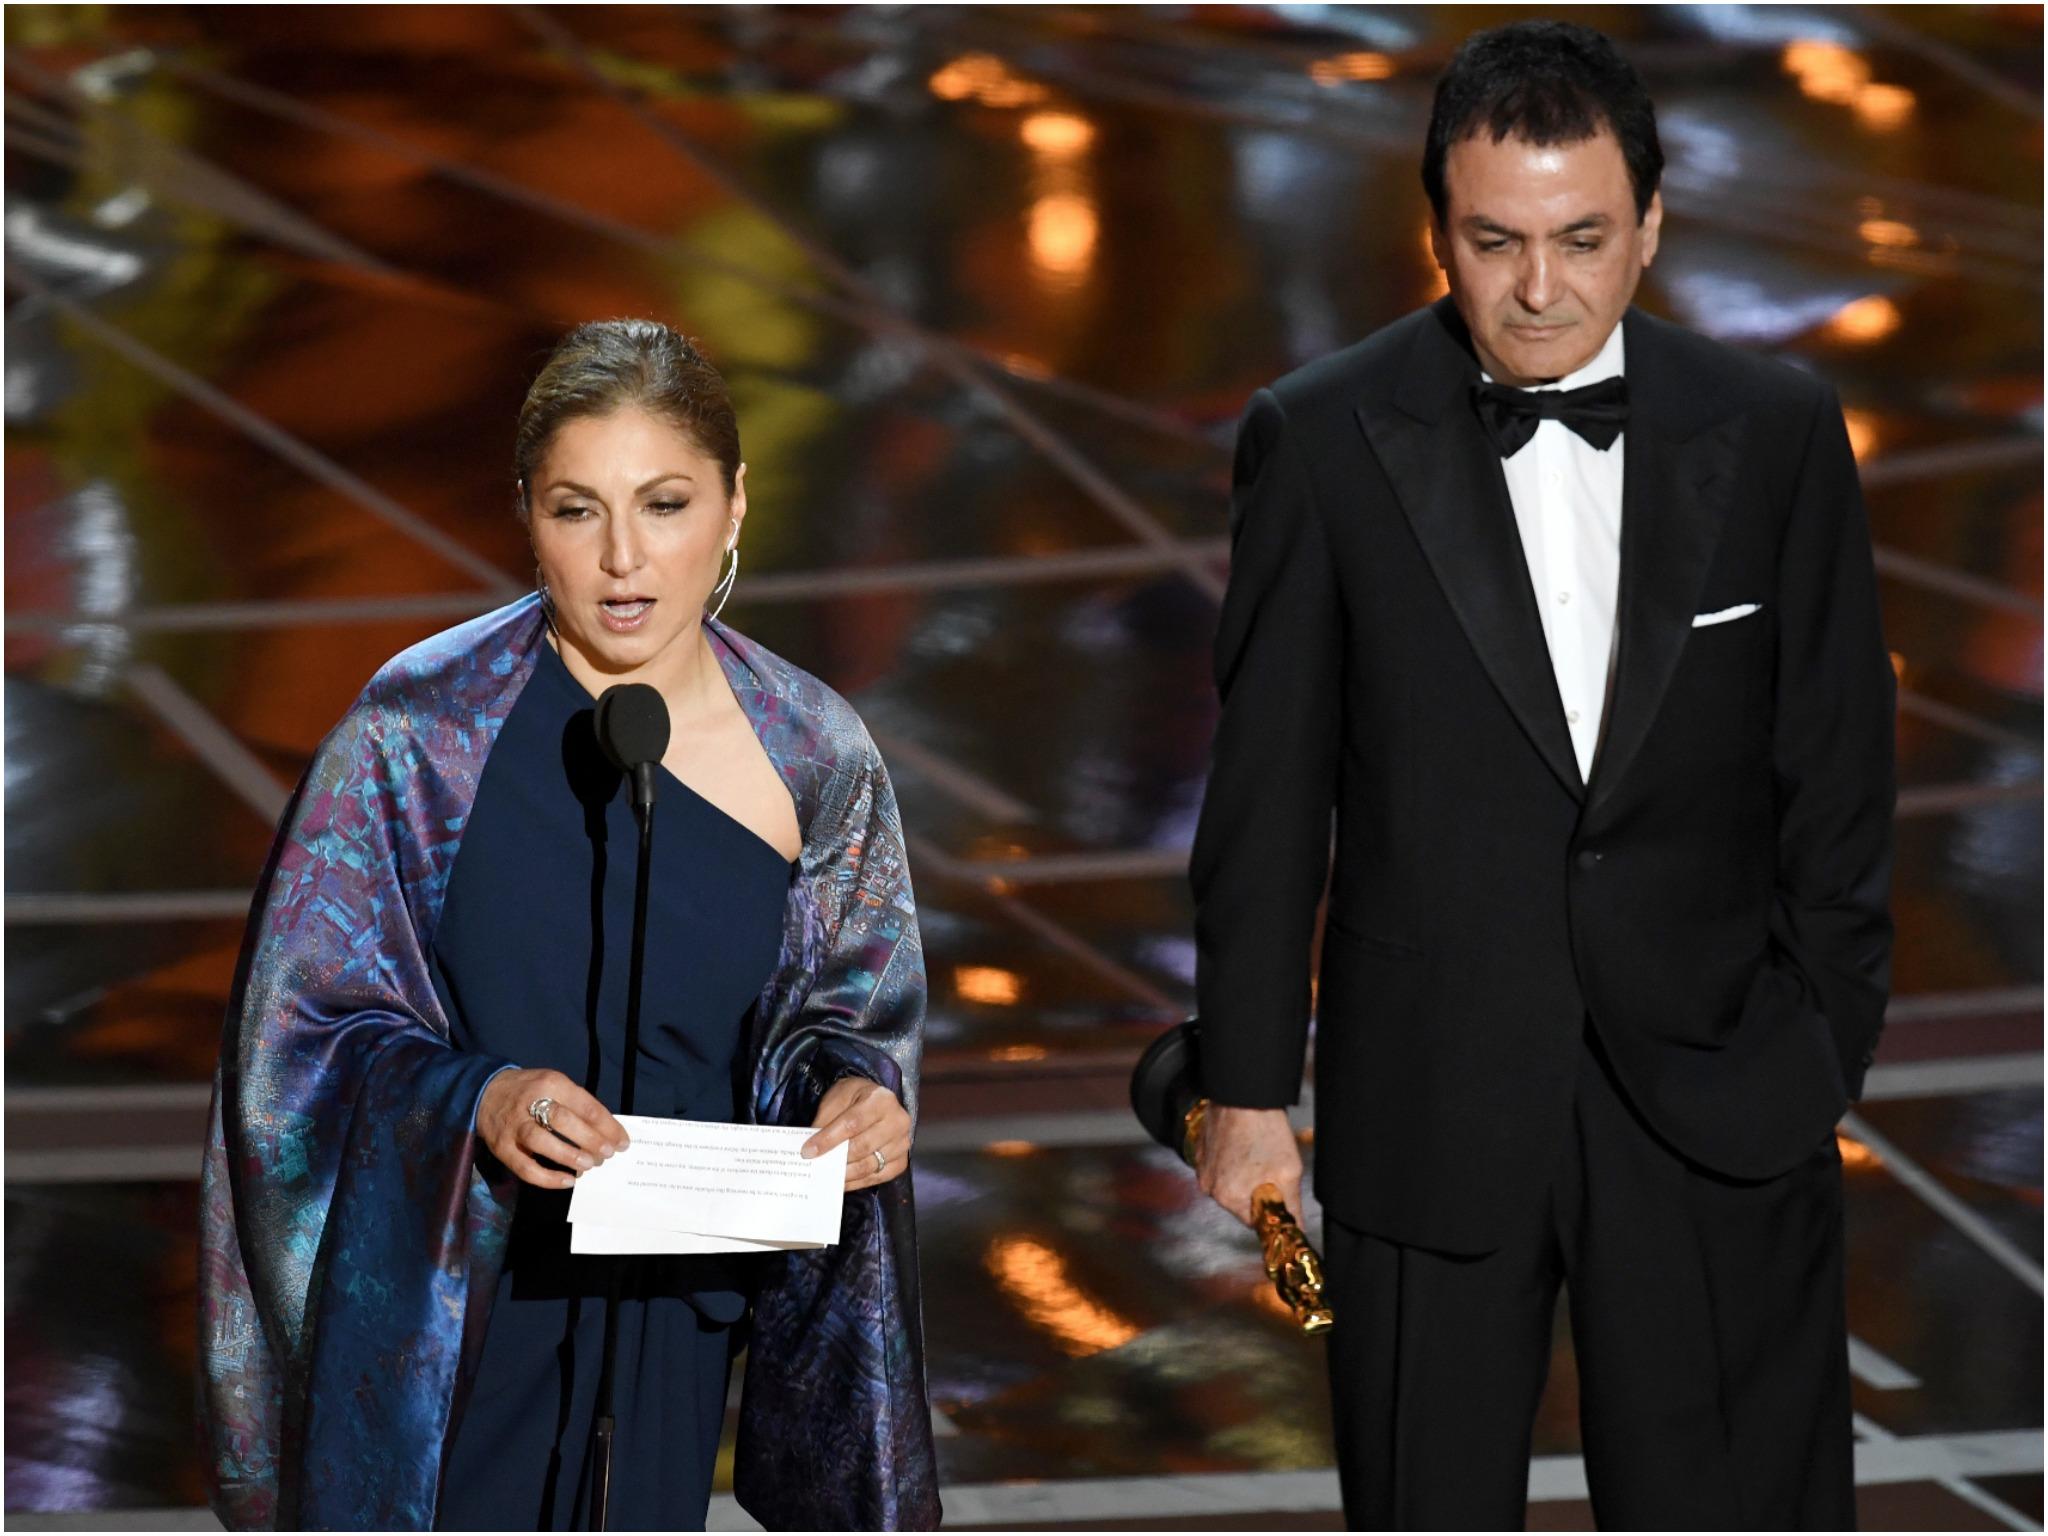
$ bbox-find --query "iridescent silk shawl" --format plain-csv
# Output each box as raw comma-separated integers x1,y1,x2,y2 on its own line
198,595,939,1530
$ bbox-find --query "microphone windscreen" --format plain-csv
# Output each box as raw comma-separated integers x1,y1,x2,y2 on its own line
593,683,671,772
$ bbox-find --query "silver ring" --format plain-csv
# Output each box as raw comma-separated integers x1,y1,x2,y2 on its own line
529,1096,555,1130
873,1149,887,1173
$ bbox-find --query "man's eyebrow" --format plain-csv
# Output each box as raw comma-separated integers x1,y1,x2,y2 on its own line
1461,213,1614,238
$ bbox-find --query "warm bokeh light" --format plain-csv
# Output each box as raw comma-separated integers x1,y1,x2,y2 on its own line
1782,40,1870,104
1310,51,1395,86
1250,1281,1296,1322
1853,82,1916,130
1837,1130,1881,1170
928,55,984,101
1783,43,1915,131
1866,246,1954,278
986,1236,1142,1356
958,966,1024,1006
1824,295,1902,345
1028,191,1099,283
1000,350,1053,381
1859,218,1919,248
986,1140,1038,1158
1842,407,1879,462
928,53,1049,109
1020,109,1095,157
1421,221,1448,300
1889,651,1907,682
989,1042,1047,1062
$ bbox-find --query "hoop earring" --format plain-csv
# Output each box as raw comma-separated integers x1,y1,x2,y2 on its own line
536,565,558,633
707,542,739,623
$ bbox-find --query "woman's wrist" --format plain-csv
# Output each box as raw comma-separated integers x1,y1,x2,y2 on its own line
471,1062,523,1136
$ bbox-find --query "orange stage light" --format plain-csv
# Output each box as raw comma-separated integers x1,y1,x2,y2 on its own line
958,966,1025,1006
1824,295,1902,345
986,1236,1143,1356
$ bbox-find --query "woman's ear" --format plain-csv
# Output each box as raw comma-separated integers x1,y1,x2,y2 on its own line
728,463,748,543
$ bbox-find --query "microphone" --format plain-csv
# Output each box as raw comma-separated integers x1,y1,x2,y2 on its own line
593,683,670,822
586,681,671,1530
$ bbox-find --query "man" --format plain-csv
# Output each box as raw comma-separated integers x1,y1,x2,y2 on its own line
1188,20,1893,1529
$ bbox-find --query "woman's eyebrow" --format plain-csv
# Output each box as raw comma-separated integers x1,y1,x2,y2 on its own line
544,472,697,497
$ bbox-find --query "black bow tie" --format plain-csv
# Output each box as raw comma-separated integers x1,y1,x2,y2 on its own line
1471,376,1629,457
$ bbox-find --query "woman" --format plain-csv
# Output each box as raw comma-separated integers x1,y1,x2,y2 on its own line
198,321,940,1531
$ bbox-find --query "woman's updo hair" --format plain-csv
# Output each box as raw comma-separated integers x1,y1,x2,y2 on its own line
514,319,741,518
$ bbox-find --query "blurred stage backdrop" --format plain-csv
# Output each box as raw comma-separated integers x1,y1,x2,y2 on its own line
4,5,2041,1529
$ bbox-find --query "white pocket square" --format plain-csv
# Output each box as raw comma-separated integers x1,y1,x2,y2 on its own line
1692,603,1762,628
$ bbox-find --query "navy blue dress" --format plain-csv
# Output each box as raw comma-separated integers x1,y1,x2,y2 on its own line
432,640,794,1531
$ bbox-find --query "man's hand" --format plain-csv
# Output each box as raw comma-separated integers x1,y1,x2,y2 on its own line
1196,1104,1303,1228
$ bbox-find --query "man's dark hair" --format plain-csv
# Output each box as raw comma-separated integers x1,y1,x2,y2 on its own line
1422,21,1664,224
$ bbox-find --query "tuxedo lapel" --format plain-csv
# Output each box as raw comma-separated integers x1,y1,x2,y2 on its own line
1585,310,1747,816
1358,301,1585,803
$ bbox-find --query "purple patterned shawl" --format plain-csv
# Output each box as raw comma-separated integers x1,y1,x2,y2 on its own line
198,594,939,1530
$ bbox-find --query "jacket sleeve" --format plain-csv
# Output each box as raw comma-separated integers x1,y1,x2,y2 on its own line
1189,388,1344,1107
1768,381,1897,1100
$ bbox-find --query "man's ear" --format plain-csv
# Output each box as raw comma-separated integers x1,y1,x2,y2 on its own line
1639,189,1664,268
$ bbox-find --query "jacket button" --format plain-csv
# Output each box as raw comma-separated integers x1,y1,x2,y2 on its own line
1576,850,1602,870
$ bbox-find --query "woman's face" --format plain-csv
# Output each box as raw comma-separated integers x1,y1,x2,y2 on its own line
528,405,746,675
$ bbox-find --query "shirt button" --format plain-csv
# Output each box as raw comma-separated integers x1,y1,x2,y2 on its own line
1576,849,1603,870
1557,590,1572,605
1567,709,1581,724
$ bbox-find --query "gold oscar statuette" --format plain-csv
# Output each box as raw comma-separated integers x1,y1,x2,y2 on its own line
1183,1100,1335,1335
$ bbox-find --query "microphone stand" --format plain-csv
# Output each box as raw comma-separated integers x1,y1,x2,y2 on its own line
590,761,655,1531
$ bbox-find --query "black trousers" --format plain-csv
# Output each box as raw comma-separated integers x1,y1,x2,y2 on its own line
1323,1032,1855,1530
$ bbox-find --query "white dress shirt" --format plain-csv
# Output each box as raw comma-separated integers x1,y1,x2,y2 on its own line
1482,323,1626,782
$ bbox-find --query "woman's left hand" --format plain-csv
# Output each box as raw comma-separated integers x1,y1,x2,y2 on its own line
803,1077,911,1190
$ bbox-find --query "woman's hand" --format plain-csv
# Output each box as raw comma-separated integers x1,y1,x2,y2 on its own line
803,1077,912,1191
477,1068,629,1191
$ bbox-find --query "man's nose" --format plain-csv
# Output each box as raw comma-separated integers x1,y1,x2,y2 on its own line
1515,248,1561,317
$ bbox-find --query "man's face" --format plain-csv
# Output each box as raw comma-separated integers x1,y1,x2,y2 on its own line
1431,127,1661,386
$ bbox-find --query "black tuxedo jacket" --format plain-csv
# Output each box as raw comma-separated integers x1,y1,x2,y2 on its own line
1189,298,1896,1254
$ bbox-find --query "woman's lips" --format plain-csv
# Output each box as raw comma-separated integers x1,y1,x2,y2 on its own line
598,598,654,632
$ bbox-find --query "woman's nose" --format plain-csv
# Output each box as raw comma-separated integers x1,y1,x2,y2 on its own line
600,522,643,578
